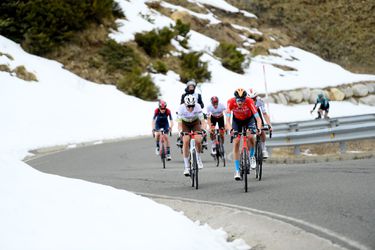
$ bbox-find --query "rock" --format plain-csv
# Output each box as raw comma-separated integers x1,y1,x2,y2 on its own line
341,86,353,98
328,88,345,101
276,92,288,105
301,88,311,102
352,84,369,97
266,95,276,103
286,90,303,103
347,97,358,105
366,82,375,94
358,95,375,106
309,89,324,104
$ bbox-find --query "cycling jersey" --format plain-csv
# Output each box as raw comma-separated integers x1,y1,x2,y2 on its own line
207,103,226,118
153,108,172,131
313,96,330,110
226,97,258,120
177,104,204,123
254,97,266,114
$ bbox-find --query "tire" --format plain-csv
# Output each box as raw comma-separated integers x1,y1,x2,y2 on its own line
220,143,226,167
242,150,249,192
256,139,263,181
161,143,166,169
192,149,198,189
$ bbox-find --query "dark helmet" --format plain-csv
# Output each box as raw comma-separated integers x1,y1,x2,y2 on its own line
234,88,247,99
159,100,167,109
318,93,324,99
211,96,219,105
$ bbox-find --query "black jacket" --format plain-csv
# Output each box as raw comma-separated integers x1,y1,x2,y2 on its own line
180,90,204,108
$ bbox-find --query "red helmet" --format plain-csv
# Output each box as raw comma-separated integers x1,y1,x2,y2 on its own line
211,96,219,105
159,100,167,109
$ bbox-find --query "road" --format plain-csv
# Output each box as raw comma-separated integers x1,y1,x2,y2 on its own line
28,136,375,250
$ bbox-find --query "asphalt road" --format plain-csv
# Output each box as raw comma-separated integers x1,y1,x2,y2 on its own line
28,136,375,250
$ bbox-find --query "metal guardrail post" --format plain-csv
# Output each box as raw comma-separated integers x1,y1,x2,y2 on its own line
289,123,299,132
330,119,339,128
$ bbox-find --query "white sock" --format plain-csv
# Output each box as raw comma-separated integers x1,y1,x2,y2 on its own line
211,141,215,148
184,158,189,168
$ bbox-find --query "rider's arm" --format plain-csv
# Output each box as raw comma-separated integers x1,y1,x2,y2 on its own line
152,109,158,130
264,113,272,130
198,94,204,109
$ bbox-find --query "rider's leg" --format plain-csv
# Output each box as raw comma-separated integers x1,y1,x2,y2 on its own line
233,137,241,179
248,134,256,169
260,130,269,158
155,132,160,155
182,135,190,169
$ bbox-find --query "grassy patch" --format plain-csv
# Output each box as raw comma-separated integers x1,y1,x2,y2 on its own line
0,64,11,73
0,52,14,60
214,42,245,73
14,65,38,81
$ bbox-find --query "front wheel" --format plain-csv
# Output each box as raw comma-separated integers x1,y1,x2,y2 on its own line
241,150,249,192
191,149,199,189
256,140,263,180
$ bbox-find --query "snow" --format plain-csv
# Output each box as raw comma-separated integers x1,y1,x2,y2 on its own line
1,0,375,249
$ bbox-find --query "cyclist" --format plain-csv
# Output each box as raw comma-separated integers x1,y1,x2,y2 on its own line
152,100,174,160
180,80,204,108
248,88,273,159
206,96,226,155
178,80,206,150
310,93,330,119
226,88,262,180
177,94,207,176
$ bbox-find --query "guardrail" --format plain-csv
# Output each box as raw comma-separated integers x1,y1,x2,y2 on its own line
272,113,375,133
268,113,375,154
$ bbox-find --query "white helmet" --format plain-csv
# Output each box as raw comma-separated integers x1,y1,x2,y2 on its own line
248,88,258,98
186,80,196,88
184,94,196,106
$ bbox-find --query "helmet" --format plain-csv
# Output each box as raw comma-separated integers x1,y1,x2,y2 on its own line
159,100,167,109
248,88,258,98
184,94,196,106
318,93,324,98
186,80,196,88
211,96,219,105
234,88,247,99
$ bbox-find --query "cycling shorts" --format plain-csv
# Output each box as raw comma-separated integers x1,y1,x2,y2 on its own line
232,116,256,133
182,119,201,133
320,103,329,111
155,122,169,132
210,116,225,129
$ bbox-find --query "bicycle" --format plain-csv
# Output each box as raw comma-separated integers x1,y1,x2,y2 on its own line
249,125,272,181
212,128,226,167
231,126,251,192
154,128,171,169
181,131,203,190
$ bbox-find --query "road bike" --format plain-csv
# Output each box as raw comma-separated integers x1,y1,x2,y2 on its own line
231,126,250,192
155,128,170,169
212,128,226,167
181,131,203,189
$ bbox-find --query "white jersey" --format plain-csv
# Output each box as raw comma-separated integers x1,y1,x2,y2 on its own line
177,104,204,123
255,97,266,113
206,103,226,118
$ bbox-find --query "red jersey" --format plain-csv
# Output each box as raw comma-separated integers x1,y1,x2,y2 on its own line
226,97,258,120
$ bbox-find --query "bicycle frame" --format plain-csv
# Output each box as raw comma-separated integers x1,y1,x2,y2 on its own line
231,127,250,192
213,128,225,167
181,131,203,189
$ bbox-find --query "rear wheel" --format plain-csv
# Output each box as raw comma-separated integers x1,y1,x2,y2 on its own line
256,139,263,180
161,142,166,169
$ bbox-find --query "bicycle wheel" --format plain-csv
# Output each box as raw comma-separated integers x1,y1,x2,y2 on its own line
220,141,226,167
189,153,195,187
256,139,263,180
244,150,250,192
160,142,166,169
215,142,220,167
192,149,199,189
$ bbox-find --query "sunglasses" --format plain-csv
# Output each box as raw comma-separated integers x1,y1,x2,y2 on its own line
187,105,195,108
236,98,245,103
160,108,166,111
